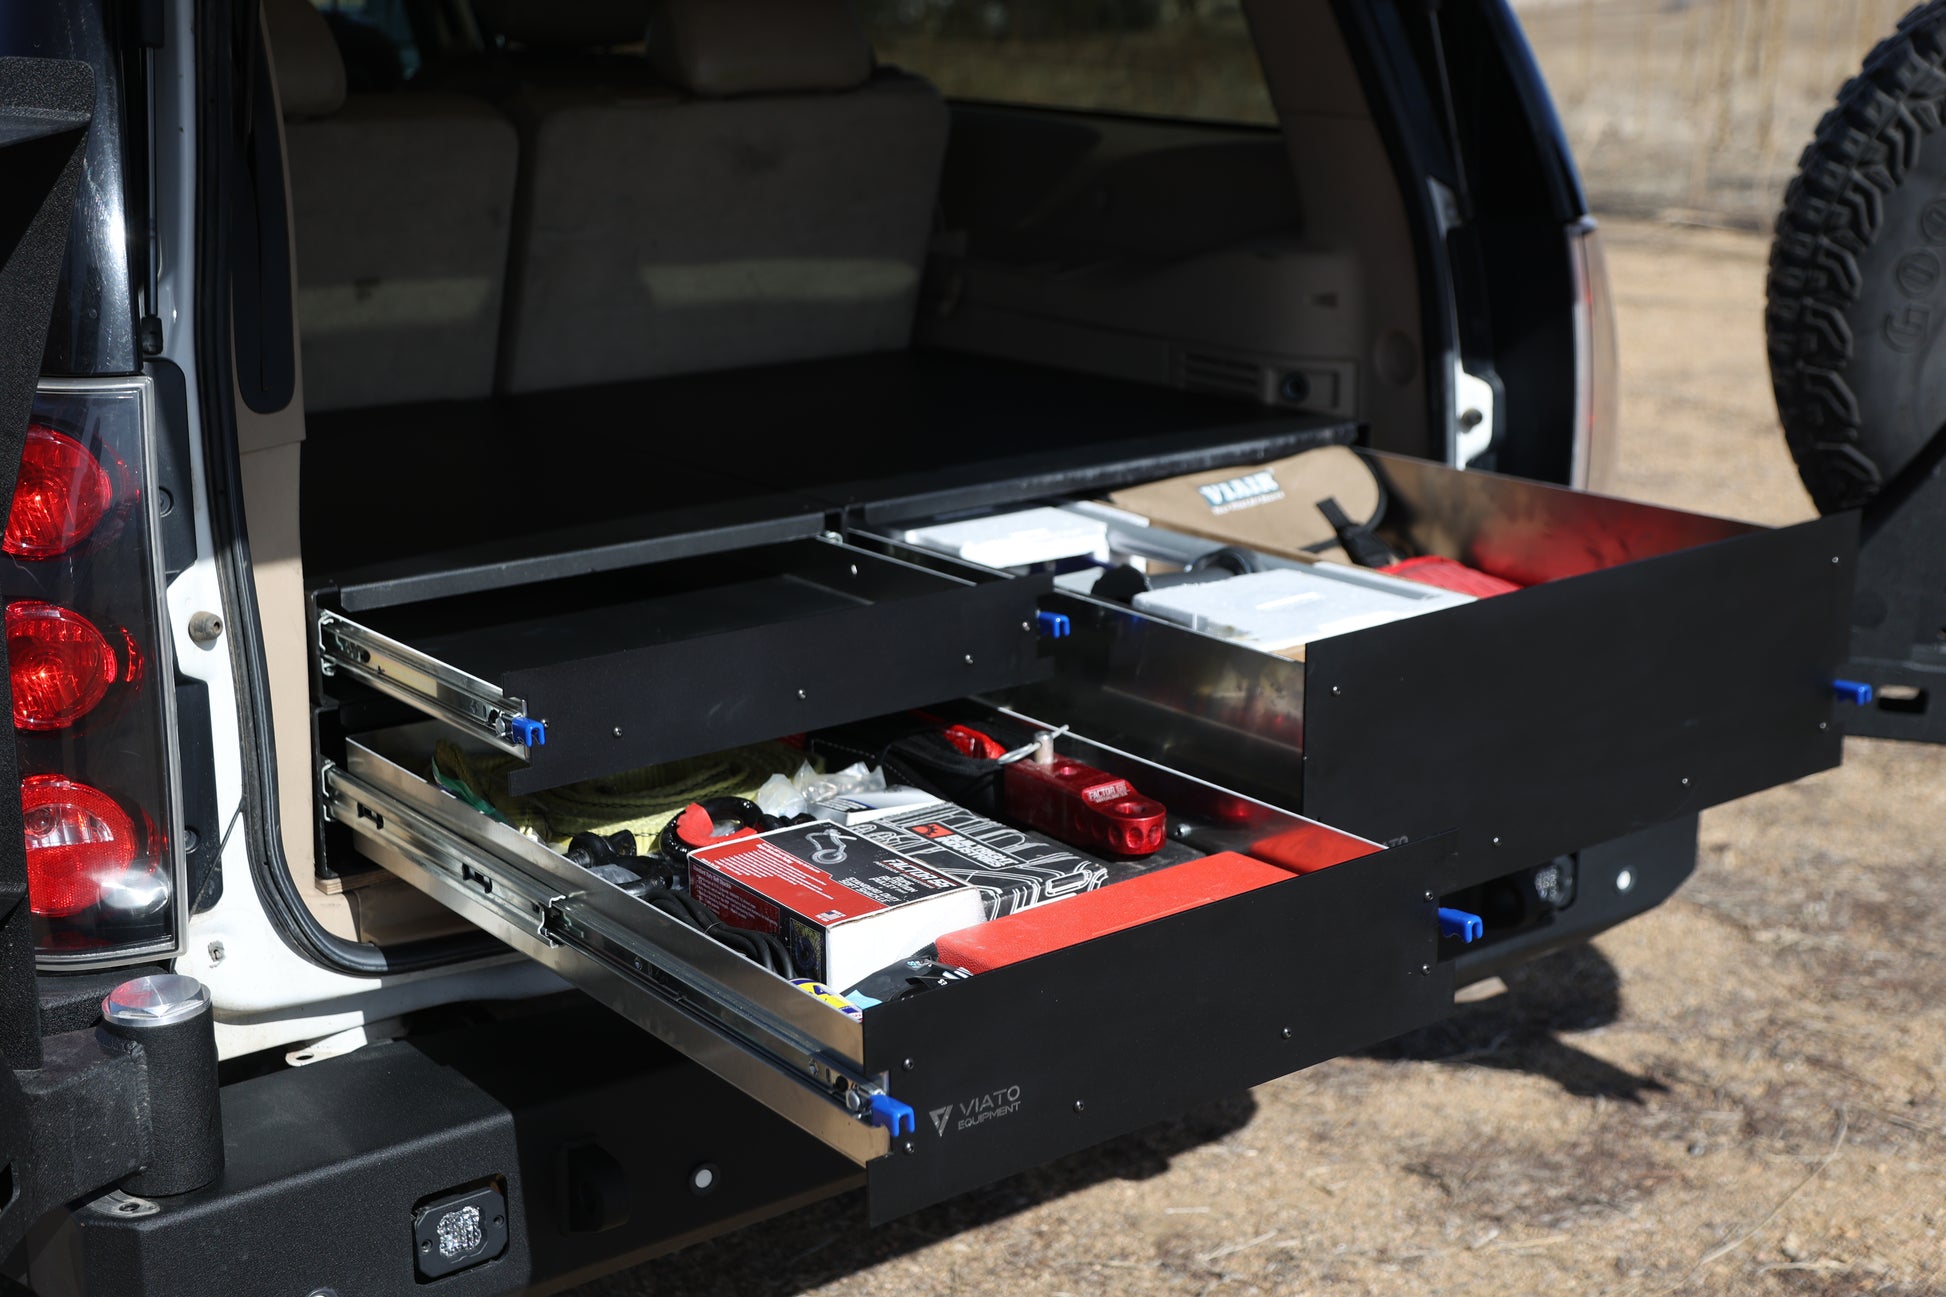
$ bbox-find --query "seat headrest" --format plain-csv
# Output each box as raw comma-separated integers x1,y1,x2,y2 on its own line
474,0,654,49
648,0,872,98
264,0,347,119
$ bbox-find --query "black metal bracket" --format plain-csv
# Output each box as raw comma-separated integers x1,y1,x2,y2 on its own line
0,1025,194,1262
1839,427,1946,742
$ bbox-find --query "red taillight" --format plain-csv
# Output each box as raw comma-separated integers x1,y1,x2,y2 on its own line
14,381,177,964
7,601,118,731
5,424,113,560
21,774,138,918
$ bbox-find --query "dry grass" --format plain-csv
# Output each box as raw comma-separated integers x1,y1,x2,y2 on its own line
876,22,1276,125
1520,0,1917,226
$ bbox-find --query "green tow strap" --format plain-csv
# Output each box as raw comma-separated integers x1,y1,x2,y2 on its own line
431,739,810,850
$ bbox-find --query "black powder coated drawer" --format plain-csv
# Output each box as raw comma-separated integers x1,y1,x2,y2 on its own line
317,536,1053,793
1301,505,1856,863
328,719,1456,1223
1305,455,1859,860
962,453,1862,866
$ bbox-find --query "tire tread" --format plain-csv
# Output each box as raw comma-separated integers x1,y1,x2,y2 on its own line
1769,0,1946,510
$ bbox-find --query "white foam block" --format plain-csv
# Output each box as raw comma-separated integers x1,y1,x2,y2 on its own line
904,508,1108,569
1131,564,1472,651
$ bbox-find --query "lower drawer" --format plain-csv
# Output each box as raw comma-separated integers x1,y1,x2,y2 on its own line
327,719,1455,1221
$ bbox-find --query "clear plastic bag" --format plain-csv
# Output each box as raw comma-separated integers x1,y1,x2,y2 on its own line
754,760,887,820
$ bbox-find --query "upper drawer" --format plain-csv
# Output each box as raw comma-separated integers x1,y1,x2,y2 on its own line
1300,457,1856,862
315,536,1053,793
864,452,1859,865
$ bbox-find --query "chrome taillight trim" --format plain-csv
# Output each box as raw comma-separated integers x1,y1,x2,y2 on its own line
1568,217,1621,492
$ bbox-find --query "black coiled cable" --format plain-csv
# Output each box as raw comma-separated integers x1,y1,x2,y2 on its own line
637,885,795,978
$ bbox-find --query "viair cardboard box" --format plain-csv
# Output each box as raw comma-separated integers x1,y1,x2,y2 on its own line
1103,446,1382,564
688,821,985,992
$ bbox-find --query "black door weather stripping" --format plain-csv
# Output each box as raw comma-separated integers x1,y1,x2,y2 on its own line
191,0,500,974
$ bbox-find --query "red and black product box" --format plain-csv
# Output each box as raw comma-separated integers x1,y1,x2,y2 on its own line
844,801,1110,919
687,822,985,992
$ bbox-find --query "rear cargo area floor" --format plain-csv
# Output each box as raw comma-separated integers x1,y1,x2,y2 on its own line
300,349,1354,608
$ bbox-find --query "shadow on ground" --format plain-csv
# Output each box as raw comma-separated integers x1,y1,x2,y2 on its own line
573,944,1663,1295
1363,944,1668,1104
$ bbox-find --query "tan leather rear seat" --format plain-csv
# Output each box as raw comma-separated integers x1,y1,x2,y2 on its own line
498,0,949,393
266,0,518,411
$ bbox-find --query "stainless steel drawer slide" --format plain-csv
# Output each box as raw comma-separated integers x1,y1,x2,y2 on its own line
314,536,1052,793
324,736,897,1165
318,611,543,756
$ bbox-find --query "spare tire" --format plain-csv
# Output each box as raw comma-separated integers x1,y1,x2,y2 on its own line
1768,1,1946,514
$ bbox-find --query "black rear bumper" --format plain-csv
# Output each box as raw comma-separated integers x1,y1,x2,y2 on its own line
19,1003,858,1297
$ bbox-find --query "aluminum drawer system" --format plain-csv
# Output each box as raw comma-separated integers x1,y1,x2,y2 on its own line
311,451,1858,1221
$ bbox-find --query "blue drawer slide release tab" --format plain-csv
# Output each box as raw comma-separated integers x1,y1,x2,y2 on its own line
1438,907,1484,943
870,1092,915,1138
505,715,547,747
1831,679,1874,706
1036,610,1071,640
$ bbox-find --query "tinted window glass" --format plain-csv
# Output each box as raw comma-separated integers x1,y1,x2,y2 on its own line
312,0,421,82
863,0,1277,125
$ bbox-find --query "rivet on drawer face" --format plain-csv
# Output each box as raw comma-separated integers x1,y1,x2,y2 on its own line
902,1058,915,1071
1330,685,1341,697
1281,1027,1292,1040
1073,1100,1086,1114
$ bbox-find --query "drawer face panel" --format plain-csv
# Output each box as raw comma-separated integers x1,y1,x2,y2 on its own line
318,537,1053,792
860,834,1454,1221
1302,511,1856,861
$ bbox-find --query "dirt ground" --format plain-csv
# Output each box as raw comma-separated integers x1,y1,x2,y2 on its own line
1514,0,1894,227
566,220,1946,1297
